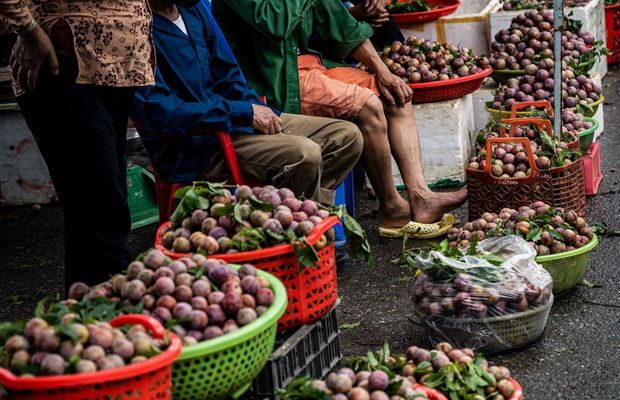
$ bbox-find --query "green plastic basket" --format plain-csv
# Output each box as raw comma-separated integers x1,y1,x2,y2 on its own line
535,234,598,295
171,266,288,400
491,68,525,84
578,117,599,151
570,95,605,118
485,101,531,121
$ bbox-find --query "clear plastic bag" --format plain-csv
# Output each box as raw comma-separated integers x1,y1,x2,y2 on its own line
412,236,553,353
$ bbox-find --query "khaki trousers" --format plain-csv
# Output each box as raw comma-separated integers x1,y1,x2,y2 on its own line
202,113,363,204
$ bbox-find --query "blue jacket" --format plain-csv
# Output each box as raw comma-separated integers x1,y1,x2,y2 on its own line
131,3,273,183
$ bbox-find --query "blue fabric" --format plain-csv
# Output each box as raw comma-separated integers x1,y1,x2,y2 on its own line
131,3,274,183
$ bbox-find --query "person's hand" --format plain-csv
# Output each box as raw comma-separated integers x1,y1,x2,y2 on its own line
349,0,389,27
375,69,413,107
10,23,59,91
363,0,389,27
252,104,283,135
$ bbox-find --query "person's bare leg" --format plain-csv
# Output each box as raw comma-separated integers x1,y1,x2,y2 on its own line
355,95,411,227
383,102,467,223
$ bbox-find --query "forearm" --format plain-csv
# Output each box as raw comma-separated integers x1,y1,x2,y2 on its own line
350,39,390,77
0,0,33,35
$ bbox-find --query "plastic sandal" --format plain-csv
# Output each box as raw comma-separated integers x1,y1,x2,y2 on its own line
378,214,456,239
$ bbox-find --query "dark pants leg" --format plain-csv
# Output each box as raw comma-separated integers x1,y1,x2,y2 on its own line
16,55,135,291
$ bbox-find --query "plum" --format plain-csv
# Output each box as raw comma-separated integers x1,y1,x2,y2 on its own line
173,237,191,253
82,345,105,362
241,276,260,295
192,279,212,298
209,265,232,286
156,294,177,311
208,226,228,241
143,250,166,269
241,294,256,309
223,320,239,333
368,370,389,391
41,354,66,375
301,199,318,216
200,217,218,234
222,292,244,315
292,211,308,222
153,307,172,323
191,209,208,230
217,237,233,253
250,210,270,227
239,264,257,279
75,359,98,374
282,197,301,212
175,272,193,287
235,185,253,201
295,220,315,236
154,276,175,297
111,338,135,360
189,310,209,330
153,266,174,280
206,304,226,326
136,269,154,287
174,285,194,303
173,302,194,319
256,288,274,306
4,335,29,354
130,356,148,364
68,282,90,301
203,326,224,340
59,340,83,361
237,307,258,326
208,291,225,305
9,349,30,370
24,317,48,339
124,279,147,303
263,218,284,235
256,305,268,316
35,327,61,352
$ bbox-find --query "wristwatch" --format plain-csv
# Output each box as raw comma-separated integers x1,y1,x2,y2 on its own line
14,18,37,37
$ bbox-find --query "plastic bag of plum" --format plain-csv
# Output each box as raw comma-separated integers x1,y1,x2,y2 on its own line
412,236,553,351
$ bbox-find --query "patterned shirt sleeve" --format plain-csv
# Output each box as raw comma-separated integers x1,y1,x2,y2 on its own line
0,0,34,35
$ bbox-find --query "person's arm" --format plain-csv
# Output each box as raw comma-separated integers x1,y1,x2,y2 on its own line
350,39,412,107
218,0,314,41
2,0,59,90
132,67,282,136
347,0,389,28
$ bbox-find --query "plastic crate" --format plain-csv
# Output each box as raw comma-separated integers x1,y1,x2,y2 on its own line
606,3,620,65
583,141,602,196
244,302,342,400
127,165,159,229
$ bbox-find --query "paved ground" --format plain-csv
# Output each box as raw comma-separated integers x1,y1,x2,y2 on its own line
1,68,619,399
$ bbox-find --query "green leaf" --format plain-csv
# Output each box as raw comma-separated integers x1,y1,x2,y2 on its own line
581,279,602,288
337,206,373,265
293,238,319,270
526,226,542,242
548,229,564,241
212,204,234,217
232,203,243,224
340,321,362,330
248,196,275,212
172,186,191,199
55,324,79,342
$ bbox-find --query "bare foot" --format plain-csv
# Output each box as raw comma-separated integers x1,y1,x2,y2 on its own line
411,187,468,224
378,197,412,227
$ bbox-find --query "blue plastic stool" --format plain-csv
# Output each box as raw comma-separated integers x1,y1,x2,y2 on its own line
334,171,356,247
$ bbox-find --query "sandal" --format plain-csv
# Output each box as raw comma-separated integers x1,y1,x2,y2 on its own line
378,214,456,239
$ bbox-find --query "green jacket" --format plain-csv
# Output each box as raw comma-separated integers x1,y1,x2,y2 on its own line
212,0,373,114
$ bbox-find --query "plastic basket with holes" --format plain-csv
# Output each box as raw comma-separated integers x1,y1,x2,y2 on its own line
0,315,182,400
467,118,586,220
156,216,339,332
422,297,553,355
536,234,598,295
171,264,287,400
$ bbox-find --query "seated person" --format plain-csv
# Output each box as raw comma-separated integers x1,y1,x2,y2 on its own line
212,0,467,232
130,0,364,205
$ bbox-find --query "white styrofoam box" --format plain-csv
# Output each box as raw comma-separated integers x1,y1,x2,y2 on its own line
384,95,476,188
592,102,604,140
397,0,500,57
472,83,497,133
488,0,608,77
0,111,56,206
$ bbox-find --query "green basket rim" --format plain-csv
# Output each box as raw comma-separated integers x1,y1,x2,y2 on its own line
569,95,605,112
578,117,599,138
535,234,598,262
177,265,287,360
485,101,531,117
492,69,525,76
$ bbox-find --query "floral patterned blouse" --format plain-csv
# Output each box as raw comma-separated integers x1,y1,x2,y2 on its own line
0,0,155,93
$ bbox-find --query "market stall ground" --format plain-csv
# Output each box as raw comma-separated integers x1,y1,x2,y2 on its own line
1,68,619,400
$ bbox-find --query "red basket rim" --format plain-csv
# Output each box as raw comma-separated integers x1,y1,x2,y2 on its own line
408,67,492,89
0,314,182,390
605,2,620,10
155,215,339,260
414,377,522,400
391,0,461,24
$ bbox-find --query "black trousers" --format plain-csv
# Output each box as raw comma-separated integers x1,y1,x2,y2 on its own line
17,55,135,292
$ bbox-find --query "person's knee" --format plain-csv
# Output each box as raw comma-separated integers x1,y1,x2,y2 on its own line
295,141,323,170
336,120,364,155
357,95,387,130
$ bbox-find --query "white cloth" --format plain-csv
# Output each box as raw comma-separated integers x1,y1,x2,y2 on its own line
173,14,188,35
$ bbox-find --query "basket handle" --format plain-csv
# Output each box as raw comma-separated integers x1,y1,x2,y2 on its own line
111,314,166,339
499,117,554,140
484,137,540,176
510,100,552,118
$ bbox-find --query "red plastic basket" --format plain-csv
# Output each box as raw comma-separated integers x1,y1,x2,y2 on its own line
583,141,602,196
605,3,620,66
467,119,587,220
155,216,340,332
390,0,461,24
0,315,182,400
408,67,492,104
